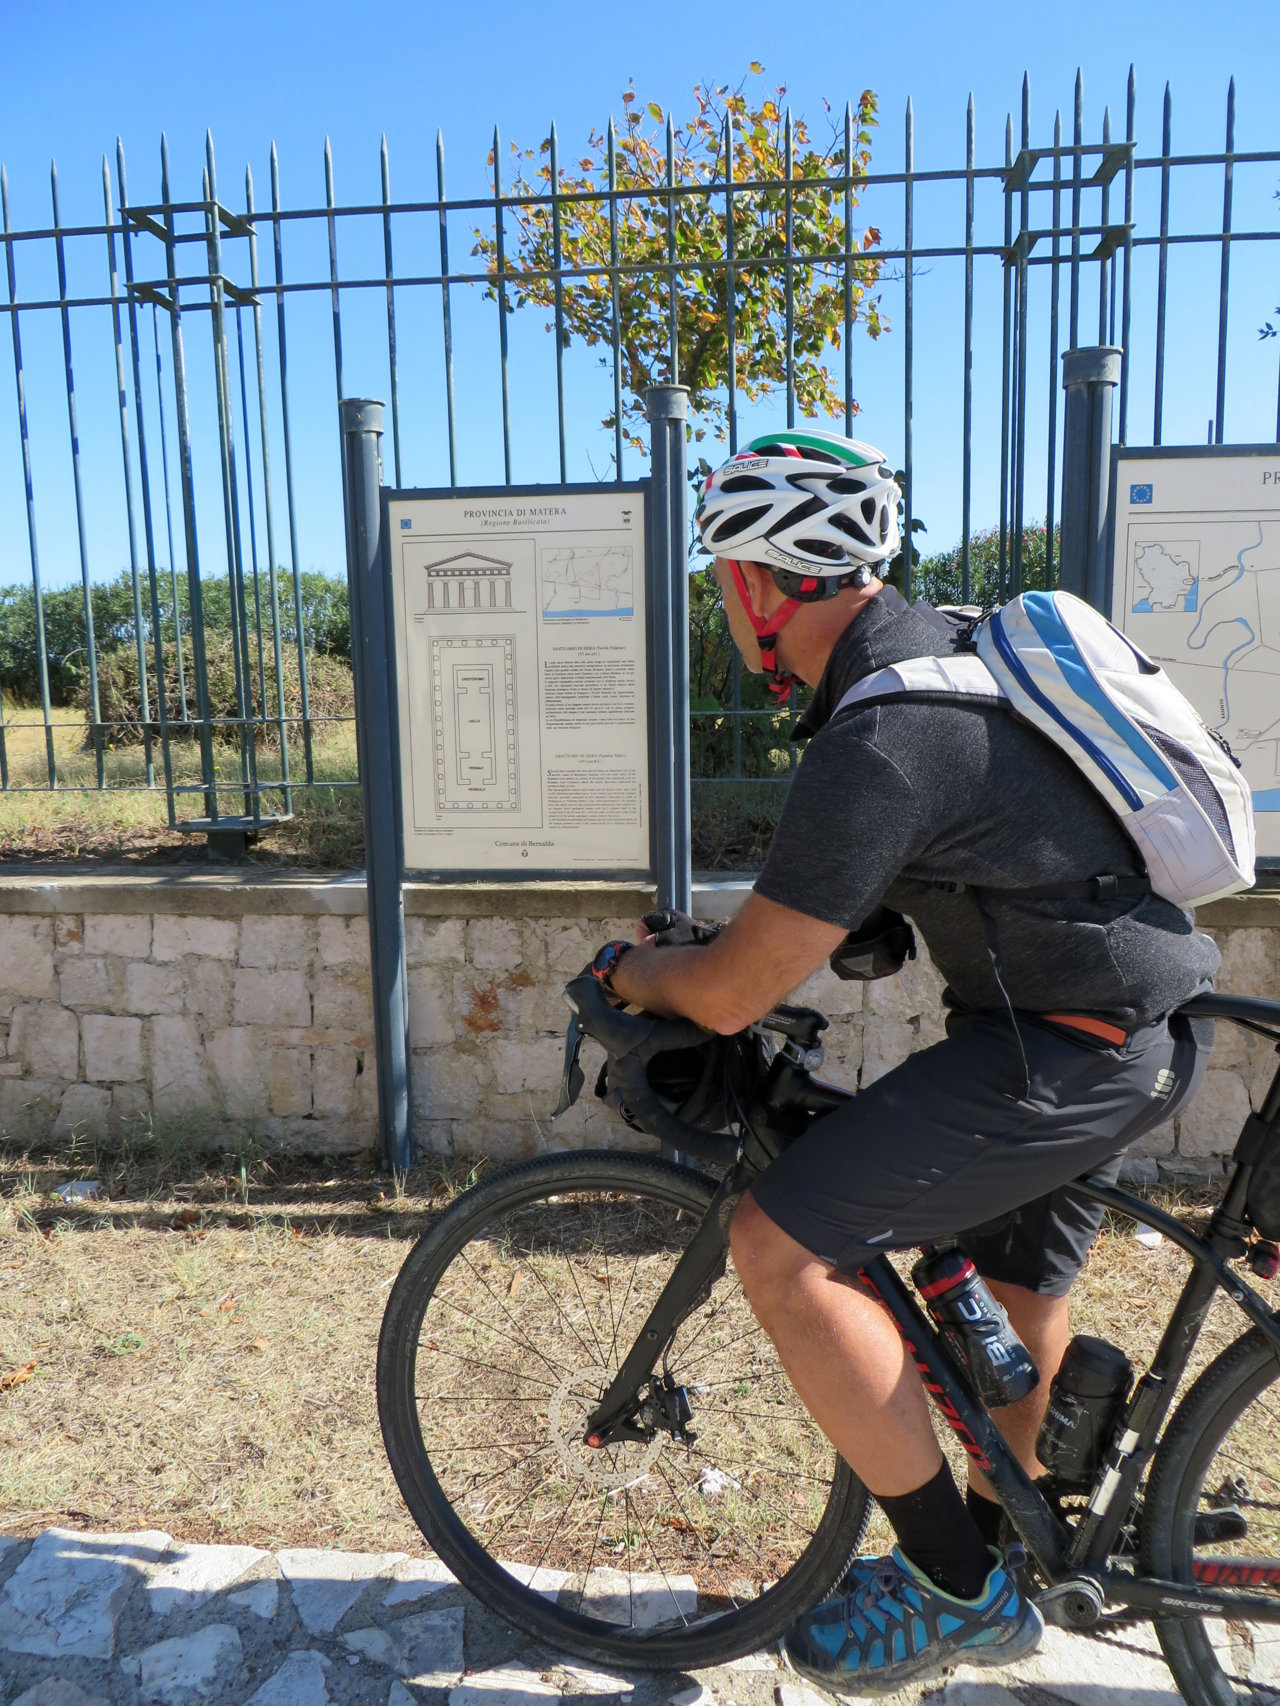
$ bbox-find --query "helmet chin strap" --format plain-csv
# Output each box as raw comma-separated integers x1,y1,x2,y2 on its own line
726,559,809,702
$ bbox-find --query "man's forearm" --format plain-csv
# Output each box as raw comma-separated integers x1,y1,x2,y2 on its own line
608,941,742,1031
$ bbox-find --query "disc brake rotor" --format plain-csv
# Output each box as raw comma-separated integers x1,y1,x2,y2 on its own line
548,1365,666,1490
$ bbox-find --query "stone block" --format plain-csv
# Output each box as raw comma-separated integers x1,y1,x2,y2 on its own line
82,1013,144,1083
311,966,370,1033
244,1650,330,1706
452,968,541,1040
228,1579,277,1619
53,915,83,953
342,1604,464,1685
457,1119,540,1162
0,1078,60,1141
234,967,311,1028
145,1543,267,1616
411,1049,487,1119
317,915,370,967
1212,927,1277,999
238,915,314,969
275,1547,408,1635
1128,1116,1175,1158
207,1027,267,1120
467,917,536,973
405,915,465,967
407,967,454,1048
0,1526,172,1659
416,1119,454,1156
58,956,115,1010
135,1622,243,1703
0,917,55,1000
789,961,864,1018
543,921,594,976
123,961,184,1016
860,1017,916,1087
151,1016,216,1116
152,915,238,963
84,913,151,959
266,1047,312,1117
183,957,233,1024
1178,1068,1252,1157
10,1002,80,1081
110,1081,151,1135
311,1045,362,1122
487,1036,563,1096
52,1083,111,1141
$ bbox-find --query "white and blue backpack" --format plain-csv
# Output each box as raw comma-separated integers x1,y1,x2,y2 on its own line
835,590,1256,909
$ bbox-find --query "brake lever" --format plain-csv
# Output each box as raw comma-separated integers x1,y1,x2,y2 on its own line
550,1012,586,1119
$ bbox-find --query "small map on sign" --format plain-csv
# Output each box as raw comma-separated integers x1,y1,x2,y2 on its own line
542,546,634,618
1132,541,1200,613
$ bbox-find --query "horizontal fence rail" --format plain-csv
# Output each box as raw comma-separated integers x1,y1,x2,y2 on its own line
0,69,1276,856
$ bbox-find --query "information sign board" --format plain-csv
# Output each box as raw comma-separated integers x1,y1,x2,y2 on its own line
386,483,652,877
1110,446,1280,863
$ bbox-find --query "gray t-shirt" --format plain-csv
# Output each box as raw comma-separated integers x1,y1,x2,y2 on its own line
755,588,1219,1022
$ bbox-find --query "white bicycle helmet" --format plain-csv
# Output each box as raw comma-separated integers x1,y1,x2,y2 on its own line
695,429,901,597
694,429,901,701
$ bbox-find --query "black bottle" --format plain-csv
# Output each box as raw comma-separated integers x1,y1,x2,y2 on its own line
1036,1335,1133,1486
911,1244,1039,1408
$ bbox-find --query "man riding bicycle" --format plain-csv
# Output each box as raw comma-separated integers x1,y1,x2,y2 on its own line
593,429,1218,1694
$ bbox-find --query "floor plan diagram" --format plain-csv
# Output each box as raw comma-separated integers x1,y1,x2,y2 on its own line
542,546,634,617
429,636,520,812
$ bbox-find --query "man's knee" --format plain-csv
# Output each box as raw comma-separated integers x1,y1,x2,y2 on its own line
731,1191,820,1305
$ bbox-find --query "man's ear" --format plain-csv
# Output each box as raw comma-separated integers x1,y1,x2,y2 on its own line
737,560,785,619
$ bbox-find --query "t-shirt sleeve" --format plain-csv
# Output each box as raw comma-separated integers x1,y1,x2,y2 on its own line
753,716,931,931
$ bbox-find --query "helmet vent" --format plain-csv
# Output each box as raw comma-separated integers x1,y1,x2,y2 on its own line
794,537,847,561
709,503,770,543
828,474,869,494
861,497,878,524
830,513,875,547
719,474,774,493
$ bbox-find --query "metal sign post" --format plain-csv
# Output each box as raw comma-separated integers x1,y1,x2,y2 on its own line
646,385,692,914
340,398,414,1174
1059,347,1122,611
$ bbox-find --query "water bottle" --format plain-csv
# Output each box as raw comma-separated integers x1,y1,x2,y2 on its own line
911,1244,1039,1408
1035,1335,1132,1486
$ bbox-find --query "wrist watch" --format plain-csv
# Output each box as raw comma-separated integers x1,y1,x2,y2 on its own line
589,940,633,994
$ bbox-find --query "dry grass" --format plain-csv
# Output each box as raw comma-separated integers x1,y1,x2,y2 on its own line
0,1136,1271,1565
0,704,363,868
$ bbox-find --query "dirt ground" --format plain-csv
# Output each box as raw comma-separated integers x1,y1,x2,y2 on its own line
0,1142,1270,1558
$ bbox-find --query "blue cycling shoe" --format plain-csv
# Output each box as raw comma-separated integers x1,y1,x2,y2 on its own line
784,1545,1043,1696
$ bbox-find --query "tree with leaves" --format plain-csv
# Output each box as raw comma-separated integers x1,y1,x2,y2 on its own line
473,68,884,454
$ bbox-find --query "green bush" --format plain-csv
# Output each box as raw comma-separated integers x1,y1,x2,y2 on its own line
0,569,351,707
85,630,355,747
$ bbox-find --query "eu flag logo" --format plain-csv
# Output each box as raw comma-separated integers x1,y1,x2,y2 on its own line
400,517,412,529
1130,484,1153,505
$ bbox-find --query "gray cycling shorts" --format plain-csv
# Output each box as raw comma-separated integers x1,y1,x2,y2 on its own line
749,1007,1210,1296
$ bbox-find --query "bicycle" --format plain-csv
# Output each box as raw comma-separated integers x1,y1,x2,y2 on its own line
377,968,1280,1704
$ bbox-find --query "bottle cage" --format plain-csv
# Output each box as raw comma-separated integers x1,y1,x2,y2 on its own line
557,971,742,1165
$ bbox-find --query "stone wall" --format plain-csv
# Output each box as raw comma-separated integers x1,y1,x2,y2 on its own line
0,871,1273,1170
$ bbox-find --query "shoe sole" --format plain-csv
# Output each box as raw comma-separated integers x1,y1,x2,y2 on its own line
785,1601,1045,1698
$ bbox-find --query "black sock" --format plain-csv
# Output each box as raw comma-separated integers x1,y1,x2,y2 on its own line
877,1463,993,1600
965,1484,1005,1549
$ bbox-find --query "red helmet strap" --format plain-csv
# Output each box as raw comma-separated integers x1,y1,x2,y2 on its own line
726,559,804,703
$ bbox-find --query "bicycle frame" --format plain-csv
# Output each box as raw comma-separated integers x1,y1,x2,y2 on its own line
582,993,1280,1628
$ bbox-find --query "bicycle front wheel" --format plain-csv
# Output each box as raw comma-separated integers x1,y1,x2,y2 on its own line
1141,1327,1280,1706
377,1150,868,1668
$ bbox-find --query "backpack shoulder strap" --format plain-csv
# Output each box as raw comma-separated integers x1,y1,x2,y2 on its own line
833,652,1007,720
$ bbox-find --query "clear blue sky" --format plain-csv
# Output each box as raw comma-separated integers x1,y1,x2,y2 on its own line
1,0,1277,589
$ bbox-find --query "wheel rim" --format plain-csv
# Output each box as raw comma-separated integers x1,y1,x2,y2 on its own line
1172,1357,1280,1699
402,1174,852,1640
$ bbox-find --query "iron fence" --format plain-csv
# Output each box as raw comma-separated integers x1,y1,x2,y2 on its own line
0,67,1277,853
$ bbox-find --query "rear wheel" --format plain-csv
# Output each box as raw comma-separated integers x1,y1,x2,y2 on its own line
1141,1329,1280,1705
377,1150,869,1667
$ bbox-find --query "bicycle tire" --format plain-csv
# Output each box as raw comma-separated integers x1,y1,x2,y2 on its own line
1140,1327,1280,1705
377,1149,870,1668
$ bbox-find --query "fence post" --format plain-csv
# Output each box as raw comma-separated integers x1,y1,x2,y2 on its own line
1059,346,1122,610
339,397,414,1175
645,384,692,913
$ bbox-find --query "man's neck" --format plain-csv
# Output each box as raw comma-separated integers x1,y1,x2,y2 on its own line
779,577,884,689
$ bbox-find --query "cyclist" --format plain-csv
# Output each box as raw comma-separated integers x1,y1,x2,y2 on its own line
592,429,1217,1694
